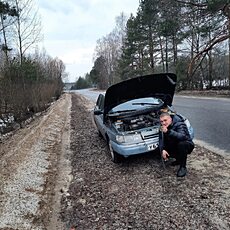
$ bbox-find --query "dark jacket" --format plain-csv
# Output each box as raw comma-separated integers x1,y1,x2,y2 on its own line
163,115,194,152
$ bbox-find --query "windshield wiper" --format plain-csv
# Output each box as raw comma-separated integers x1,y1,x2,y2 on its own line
132,102,159,106
109,109,136,114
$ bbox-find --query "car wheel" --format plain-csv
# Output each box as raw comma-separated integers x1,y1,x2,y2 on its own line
108,140,123,163
97,130,103,138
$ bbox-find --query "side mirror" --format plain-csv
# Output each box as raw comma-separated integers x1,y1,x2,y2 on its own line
94,109,103,115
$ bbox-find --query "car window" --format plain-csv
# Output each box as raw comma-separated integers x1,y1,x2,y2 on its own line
96,94,105,110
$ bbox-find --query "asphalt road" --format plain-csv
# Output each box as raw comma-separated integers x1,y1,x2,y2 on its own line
75,89,230,156
173,95,230,155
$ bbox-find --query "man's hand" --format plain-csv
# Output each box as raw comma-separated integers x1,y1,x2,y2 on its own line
160,125,168,133
162,150,169,160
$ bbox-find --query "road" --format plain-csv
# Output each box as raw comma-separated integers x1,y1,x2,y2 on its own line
173,96,230,155
75,89,230,156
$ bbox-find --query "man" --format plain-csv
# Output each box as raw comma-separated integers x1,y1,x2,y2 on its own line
159,112,194,177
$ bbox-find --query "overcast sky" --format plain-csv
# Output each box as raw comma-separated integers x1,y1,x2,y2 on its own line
38,0,140,82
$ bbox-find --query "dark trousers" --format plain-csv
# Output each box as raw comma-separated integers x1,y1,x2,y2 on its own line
168,141,194,167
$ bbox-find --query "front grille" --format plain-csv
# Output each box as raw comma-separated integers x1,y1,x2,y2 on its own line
141,129,159,140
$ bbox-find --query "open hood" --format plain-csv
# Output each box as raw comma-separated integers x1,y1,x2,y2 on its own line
104,73,177,116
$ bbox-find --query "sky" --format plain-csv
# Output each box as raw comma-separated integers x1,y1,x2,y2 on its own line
38,0,140,83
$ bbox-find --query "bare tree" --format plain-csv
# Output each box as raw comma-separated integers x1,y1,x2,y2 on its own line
93,12,128,86
114,12,128,49
11,0,42,63
0,1,18,62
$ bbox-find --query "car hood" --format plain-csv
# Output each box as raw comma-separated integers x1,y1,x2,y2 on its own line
104,73,177,116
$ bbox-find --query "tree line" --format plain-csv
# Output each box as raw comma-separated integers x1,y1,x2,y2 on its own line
77,0,229,91
0,0,65,132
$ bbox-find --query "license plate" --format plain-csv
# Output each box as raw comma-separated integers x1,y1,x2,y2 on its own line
147,143,157,151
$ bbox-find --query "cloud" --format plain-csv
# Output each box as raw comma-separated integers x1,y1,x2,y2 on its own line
38,0,140,82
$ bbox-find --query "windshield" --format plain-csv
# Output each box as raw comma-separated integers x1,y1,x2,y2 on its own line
109,97,163,114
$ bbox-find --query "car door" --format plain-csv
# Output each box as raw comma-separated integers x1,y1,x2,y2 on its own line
94,94,106,137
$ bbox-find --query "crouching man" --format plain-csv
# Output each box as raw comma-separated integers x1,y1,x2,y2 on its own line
160,112,194,177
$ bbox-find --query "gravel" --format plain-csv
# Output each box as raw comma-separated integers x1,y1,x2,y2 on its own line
0,93,229,230
0,93,72,230
61,93,230,230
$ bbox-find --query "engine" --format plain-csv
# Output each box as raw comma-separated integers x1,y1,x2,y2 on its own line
113,112,160,132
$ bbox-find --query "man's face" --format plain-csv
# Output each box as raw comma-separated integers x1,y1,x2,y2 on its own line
160,115,172,128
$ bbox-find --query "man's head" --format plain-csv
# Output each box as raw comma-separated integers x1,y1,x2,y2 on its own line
160,112,172,128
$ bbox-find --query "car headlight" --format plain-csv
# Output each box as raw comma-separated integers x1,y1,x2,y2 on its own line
116,134,142,143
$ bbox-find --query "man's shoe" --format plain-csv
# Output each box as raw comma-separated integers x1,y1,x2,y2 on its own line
171,160,180,166
177,166,187,177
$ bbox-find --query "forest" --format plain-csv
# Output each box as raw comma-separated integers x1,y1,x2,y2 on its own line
76,0,230,90
0,0,64,133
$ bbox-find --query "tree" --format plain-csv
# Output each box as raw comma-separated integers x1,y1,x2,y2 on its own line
156,0,183,72
92,0,230,90
93,12,129,86
138,0,160,72
118,13,147,79
0,1,67,128
119,0,183,77
72,77,90,89
114,12,128,50
0,1,18,62
176,0,230,86
12,0,42,63
90,56,108,89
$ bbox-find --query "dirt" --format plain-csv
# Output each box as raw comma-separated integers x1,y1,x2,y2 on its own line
0,93,72,230
0,92,230,230
177,89,230,98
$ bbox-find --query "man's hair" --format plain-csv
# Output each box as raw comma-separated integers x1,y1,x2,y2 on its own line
160,112,171,118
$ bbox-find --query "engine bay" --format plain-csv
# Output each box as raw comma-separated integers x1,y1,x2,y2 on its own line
112,112,160,132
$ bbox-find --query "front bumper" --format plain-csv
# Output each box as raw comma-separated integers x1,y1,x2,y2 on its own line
111,137,159,157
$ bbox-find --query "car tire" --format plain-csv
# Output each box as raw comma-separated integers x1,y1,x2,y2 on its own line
108,140,123,163
98,130,103,138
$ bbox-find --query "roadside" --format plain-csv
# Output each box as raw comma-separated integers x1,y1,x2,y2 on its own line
176,89,230,98
0,92,229,229
0,93,72,230
61,93,230,229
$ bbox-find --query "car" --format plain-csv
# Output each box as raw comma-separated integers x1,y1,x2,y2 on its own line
93,73,192,163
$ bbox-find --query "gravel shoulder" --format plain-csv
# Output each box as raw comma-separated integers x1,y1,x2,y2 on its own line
0,92,229,229
0,93,72,230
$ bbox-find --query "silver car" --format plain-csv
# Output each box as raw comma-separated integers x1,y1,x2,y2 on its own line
93,73,177,163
